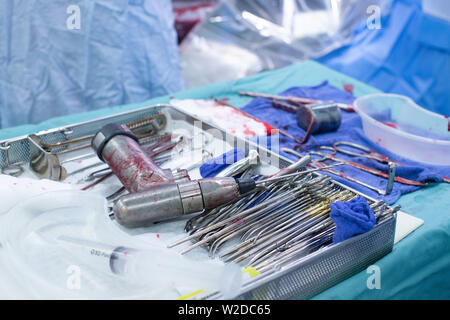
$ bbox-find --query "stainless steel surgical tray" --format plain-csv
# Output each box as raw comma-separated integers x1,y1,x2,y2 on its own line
0,104,397,300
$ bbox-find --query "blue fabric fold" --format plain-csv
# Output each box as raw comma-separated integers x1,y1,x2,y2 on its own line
316,0,450,116
241,81,450,204
329,196,376,244
199,148,245,178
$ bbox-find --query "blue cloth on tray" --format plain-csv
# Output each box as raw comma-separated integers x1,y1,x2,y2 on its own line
200,148,245,178
241,81,450,204
329,196,376,244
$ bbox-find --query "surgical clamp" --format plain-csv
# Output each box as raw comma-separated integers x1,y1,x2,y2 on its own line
284,146,425,187
282,148,392,195
332,141,403,165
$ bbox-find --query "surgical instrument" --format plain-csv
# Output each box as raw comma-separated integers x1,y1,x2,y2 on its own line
175,174,369,266
271,100,342,143
68,133,176,179
113,160,335,228
0,142,24,177
282,148,395,195
282,147,426,187
184,154,313,233
294,102,342,143
172,174,329,246
84,138,179,183
82,132,183,191
170,175,331,253
238,91,355,112
253,203,401,272
56,235,242,296
39,114,166,152
112,176,258,227
386,162,396,195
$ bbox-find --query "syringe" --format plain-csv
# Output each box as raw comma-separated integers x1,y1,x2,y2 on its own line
56,235,242,298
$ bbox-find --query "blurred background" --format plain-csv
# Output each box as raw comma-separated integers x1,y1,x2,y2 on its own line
0,0,448,129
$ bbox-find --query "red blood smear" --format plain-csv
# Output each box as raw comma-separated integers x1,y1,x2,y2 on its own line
215,98,278,135
343,84,354,95
231,107,277,134
384,122,398,129
156,234,160,239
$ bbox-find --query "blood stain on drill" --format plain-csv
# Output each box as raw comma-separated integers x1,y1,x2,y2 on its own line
105,143,167,193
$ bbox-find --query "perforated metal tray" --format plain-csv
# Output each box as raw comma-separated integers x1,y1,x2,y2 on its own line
0,104,397,300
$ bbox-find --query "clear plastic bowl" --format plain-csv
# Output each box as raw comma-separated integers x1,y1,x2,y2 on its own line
354,94,450,166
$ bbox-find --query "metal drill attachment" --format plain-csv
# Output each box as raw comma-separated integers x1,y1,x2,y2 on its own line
113,177,256,227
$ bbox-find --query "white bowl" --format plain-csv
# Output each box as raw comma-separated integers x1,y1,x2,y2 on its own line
354,93,450,166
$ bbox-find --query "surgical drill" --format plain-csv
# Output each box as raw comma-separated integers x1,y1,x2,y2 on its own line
91,123,315,227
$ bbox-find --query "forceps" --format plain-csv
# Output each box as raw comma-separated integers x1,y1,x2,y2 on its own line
282,148,392,195
333,141,403,165
297,146,425,187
